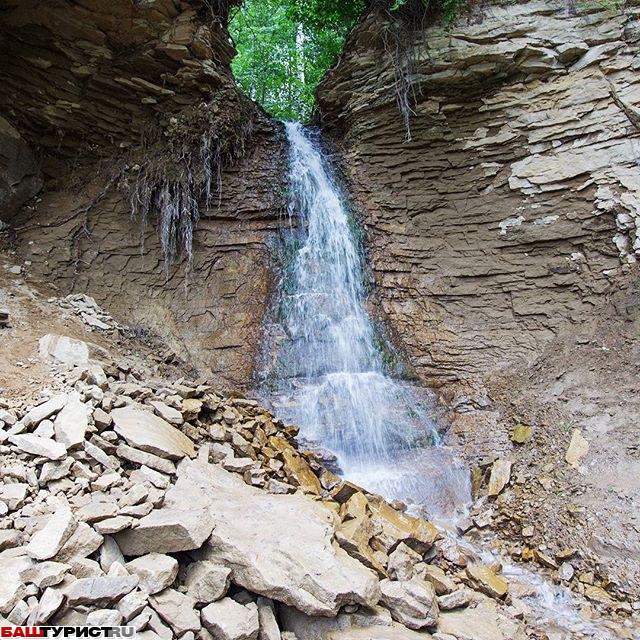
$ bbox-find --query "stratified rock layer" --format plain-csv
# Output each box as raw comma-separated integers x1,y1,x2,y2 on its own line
0,0,288,387
318,0,640,383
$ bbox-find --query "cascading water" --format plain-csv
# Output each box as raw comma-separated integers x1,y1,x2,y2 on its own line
260,121,470,517
261,122,629,640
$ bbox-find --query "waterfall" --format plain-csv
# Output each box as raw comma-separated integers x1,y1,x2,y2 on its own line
261,122,470,516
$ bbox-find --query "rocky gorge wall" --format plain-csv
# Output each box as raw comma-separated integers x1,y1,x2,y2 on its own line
0,0,288,387
317,0,640,385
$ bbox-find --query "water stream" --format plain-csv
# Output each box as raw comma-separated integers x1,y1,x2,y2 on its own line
259,122,627,640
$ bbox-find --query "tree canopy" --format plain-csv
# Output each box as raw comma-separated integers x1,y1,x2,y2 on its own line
229,0,365,121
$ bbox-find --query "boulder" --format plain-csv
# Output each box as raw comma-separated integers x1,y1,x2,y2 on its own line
114,506,214,556
65,575,139,606
149,589,200,635
178,459,380,616
112,407,195,459
379,577,439,630
26,507,78,560
201,597,259,640
126,554,179,594
54,391,89,448
9,433,66,461
183,561,231,604
39,335,89,366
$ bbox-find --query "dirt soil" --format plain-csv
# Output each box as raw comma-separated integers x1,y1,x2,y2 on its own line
443,279,640,609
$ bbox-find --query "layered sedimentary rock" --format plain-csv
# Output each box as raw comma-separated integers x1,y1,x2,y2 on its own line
0,0,287,386
317,0,640,383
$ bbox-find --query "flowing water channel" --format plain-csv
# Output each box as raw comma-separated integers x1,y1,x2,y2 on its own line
259,122,627,640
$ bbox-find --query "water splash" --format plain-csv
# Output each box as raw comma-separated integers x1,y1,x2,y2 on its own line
260,122,470,517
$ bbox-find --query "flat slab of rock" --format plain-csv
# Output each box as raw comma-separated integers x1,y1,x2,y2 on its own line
201,597,259,640
116,443,176,475
112,407,195,459
9,433,66,460
54,391,88,448
175,459,380,616
26,507,78,560
465,565,509,599
114,506,214,555
22,393,68,427
65,575,139,606
438,600,523,640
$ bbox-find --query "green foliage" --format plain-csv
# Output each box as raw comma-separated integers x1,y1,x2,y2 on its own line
229,0,365,121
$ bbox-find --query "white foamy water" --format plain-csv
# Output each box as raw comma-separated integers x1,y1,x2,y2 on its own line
260,121,470,517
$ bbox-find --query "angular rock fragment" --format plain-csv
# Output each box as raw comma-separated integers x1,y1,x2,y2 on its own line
487,460,512,497
565,429,589,467
10,433,66,461
86,610,124,627
21,393,68,427
54,391,89,448
149,589,200,635
256,597,280,640
20,561,70,588
126,554,179,594
112,407,195,459
183,561,231,604
0,552,33,614
26,507,77,560
379,578,439,630
54,522,103,562
465,565,509,599
114,507,213,555
201,597,259,640
177,459,380,616
65,575,139,606
39,334,89,366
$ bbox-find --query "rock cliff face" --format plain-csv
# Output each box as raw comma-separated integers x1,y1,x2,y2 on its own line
318,0,640,384
317,0,640,598
0,0,288,386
